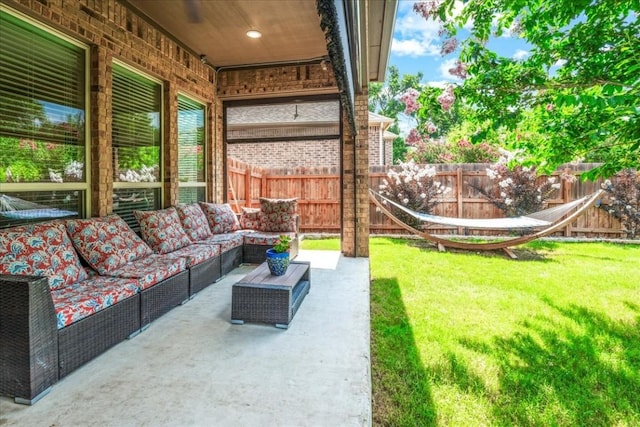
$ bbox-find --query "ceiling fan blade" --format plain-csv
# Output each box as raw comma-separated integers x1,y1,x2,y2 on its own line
184,0,202,23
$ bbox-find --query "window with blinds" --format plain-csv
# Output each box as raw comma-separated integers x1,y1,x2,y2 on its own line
0,10,87,229
178,95,206,203
111,63,162,229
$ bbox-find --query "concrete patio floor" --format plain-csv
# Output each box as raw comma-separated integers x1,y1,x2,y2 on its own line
0,250,371,427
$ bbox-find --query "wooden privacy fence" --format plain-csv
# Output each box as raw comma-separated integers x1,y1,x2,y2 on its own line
227,157,625,238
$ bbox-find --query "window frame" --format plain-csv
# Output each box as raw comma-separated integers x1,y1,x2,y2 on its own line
0,6,91,220
110,60,164,228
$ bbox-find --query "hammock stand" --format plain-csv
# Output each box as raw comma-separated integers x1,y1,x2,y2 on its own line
369,189,604,258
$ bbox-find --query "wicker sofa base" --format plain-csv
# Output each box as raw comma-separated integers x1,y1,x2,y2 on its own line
140,270,190,328
58,294,141,378
221,246,243,276
243,237,299,264
188,255,222,296
0,275,59,404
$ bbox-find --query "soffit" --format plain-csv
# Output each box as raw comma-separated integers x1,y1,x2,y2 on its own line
125,0,328,68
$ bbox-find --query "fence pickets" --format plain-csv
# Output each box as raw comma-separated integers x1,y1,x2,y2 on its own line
227,158,624,238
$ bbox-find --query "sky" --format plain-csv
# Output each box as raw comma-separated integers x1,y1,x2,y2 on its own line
389,0,532,86
387,1,533,134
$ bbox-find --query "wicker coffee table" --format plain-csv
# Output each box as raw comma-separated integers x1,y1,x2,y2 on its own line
231,261,310,329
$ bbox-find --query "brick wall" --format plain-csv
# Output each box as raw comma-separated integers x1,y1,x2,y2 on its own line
5,0,217,210
227,140,339,169
368,125,381,166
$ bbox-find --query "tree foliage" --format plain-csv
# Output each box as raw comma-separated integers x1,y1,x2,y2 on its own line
413,0,640,179
369,66,424,162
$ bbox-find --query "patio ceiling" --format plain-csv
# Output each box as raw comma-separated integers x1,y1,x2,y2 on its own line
123,0,395,82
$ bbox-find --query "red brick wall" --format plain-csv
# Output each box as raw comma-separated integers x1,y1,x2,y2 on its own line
227,140,340,169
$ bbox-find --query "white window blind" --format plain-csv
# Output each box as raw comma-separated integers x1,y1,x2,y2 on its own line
0,11,86,185
111,64,162,229
177,95,206,203
0,10,86,229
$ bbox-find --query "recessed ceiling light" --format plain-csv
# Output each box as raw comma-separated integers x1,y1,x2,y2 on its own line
246,30,262,39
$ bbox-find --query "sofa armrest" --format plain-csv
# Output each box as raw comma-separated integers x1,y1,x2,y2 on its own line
0,275,59,404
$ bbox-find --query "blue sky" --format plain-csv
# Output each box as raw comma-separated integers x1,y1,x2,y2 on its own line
389,1,532,85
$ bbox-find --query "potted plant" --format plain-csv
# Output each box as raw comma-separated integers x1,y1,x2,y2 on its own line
265,235,292,276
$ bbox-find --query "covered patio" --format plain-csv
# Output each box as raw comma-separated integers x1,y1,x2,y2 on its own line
0,249,371,425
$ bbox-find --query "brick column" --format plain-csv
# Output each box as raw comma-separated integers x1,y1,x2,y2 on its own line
212,98,225,202
341,111,356,256
341,92,370,257
354,93,370,256
163,83,178,207
90,45,112,216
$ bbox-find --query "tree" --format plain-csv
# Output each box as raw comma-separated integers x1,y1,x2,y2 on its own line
412,0,640,179
369,66,424,162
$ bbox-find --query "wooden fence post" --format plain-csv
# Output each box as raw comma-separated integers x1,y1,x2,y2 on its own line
245,164,252,208
457,168,464,234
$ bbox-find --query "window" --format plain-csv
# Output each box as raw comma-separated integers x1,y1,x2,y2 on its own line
111,63,162,229
0,9,87,229
177,95,206,203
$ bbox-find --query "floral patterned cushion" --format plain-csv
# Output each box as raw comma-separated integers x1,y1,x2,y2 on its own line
258,198,298,232
260,213,298,232
134,208,193,254
239,207,262,230
165,244,220,267
175,203,212,241
195,232,244,253
66,215,153,275
258,197,298,215
243,232,296,246
198,202,240,234
106,254,187,290
51,276,139,329
0,221,88,290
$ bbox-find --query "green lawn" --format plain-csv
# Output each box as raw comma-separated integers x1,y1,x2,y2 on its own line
301,237,640,427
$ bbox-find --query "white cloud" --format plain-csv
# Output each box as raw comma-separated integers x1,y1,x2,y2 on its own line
391,5,442,58
439,58,460,80
553,59,567,67
425,80,452,89
512,49,529,60
392,38,440,57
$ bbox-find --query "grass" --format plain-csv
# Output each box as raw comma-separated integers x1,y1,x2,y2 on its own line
301,237,640,426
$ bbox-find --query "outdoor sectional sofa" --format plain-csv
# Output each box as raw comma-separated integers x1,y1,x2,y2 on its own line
0,198,299,405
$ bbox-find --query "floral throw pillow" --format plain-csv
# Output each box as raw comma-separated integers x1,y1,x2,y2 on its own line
0,221,88,290
134,208,193,254
198,202,240,234
239,207,262,230
258,198,298,232
175,203,213,241
258,197,298,215
66,215,153,275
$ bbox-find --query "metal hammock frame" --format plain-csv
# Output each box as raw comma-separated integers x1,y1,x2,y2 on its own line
369,189,604,258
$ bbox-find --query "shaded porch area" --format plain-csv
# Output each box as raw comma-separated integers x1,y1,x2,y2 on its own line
0,250,370,426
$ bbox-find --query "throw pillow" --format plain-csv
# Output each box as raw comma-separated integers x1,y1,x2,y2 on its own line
134,208,193,254
260,212,298,232
239,207,262,230
66,215,153,275
258,197,298,215
258,198,298,232
0,221,88,290
175,203,213,241
198,202,240,234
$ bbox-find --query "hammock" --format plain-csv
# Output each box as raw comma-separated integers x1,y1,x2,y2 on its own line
0,194,77,220
369,189,604,257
